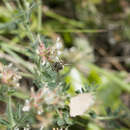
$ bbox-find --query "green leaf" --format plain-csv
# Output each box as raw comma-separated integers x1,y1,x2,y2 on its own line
87,70,101,85
88,111,97,119
57,118,65,126
0,118,9,126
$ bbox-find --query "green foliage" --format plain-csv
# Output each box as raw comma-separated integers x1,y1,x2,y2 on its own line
87,70,101,85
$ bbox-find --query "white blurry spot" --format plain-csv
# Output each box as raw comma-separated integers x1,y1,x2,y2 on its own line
56,37,60,42
40,126,44,130
69,93,95,117
57,50,62,56
70,47,76,52
22,105,30,112
18,75,22,79
36,49,40,54
8,63,13,68
56,42,62,49
25,1,30,9
13,76,17,81
56,37,62,49
44,91,55,104
41,60,46,66
14,127,19,130
22,100,30,112
70,68,83,92
37,109,43,115
23,127,30,130
25,99,30,104
101,75,108,84
55,56,59,61
24,124,30,130
16,83,20,87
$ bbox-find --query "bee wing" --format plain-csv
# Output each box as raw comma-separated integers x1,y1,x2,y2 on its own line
64,64,71,66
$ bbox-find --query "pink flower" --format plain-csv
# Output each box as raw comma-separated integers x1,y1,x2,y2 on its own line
30,87,44,108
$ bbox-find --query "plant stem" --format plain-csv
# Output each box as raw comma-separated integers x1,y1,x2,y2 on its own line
96,115,122,120
16,0,35,43
3,0,13,11
53,29,106,33
12,91,29,100
26,25,35,43
38,0,42,31
8,96,15,128
74,120,86,127
16,0,23,9
43,8,85,28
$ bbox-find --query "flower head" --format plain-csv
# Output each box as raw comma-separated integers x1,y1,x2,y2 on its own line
0,63,21,87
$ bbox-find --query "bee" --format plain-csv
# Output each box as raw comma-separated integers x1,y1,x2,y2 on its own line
51,61,64,72
38,36,70,72
51,60,71,72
